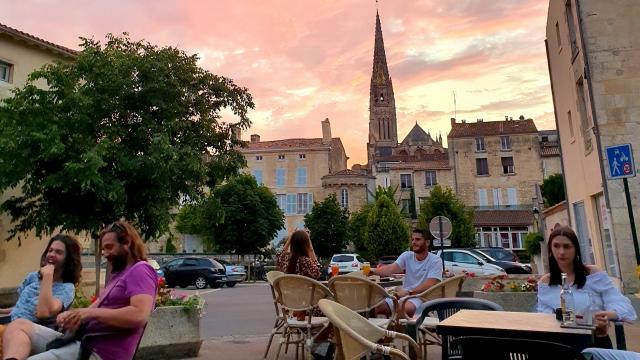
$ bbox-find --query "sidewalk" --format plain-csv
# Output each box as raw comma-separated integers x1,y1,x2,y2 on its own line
187,322,639,360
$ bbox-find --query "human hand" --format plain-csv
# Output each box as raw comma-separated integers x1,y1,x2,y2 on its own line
57,309,89,332
40,264,55,279
593,311,610,336
394,289,409,299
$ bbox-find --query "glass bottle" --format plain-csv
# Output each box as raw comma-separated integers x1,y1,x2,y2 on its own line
560,273,576,325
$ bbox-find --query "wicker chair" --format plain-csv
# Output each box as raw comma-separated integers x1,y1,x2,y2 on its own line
318,299,420,360
263,270,285,358
328,274,398,329
272,274,333,360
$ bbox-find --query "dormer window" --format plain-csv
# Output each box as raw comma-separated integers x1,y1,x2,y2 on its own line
379,93,384,102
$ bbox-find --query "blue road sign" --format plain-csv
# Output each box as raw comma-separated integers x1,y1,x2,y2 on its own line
606,144,635,179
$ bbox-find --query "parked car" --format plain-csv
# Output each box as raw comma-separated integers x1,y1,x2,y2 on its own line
467,249,532,274
433,249,506,276
215,258,247,287
160,257,227,289
328,253,366,275
476,247,520,263
147,259,164,278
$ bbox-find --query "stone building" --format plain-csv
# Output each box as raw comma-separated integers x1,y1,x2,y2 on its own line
546,0,640,291
0,24,77,287
321,169,376,214
539,130,562,178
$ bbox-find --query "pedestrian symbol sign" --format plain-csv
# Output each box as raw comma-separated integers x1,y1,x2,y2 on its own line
606,144,635,179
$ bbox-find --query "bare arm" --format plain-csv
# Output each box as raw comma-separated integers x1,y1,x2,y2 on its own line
372,263,402,277
59,294,154,331
410,278,440,295
35,265,63,319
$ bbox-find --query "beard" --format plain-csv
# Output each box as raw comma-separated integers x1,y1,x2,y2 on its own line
110,252,129,272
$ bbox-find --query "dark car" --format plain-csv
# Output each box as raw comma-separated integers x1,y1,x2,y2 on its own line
468,249,532,274
376,255,399,269
161,257,227,289
476,247,520,263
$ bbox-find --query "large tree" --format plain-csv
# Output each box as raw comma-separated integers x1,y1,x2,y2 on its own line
304,194,349,260
210,174,284,254
0,33,253,241
541,173,566,207
364,194,410,261
418,185,476,248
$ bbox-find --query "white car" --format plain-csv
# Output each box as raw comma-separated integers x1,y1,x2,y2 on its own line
433,249,506,276
328,253,366,274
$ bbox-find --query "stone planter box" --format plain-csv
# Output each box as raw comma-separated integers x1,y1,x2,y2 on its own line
0,287,18,308
473,291,537,312
135,306,202,360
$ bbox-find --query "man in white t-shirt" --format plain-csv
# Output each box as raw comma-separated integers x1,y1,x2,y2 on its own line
371,228,443,318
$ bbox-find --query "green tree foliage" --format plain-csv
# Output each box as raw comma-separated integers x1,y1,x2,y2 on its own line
0,33,253,240
524,232,543,257
165,236,177,253
364,195,410,261
541,174,566,207
304,194,349,260
211,174,284,254
175,196,224,245
409,188,418,219
348,203,373,258
418,185,476,248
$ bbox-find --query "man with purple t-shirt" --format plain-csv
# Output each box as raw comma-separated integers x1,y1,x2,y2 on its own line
3,221,156,360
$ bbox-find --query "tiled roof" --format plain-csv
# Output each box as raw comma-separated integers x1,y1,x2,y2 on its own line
0,23,77,57
448,119,538,138
473,209,533,226
540,142,560,156
322,169,375,179
244,137,342,150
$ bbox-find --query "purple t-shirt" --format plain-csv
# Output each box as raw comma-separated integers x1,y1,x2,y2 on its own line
84,261,157,360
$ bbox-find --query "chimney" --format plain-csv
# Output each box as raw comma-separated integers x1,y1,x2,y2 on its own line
505,116,509,121
231,125,242,141
477,118,483,123
450,117,456,126
321,118,332,145
519,115,525,121
250,134,260,143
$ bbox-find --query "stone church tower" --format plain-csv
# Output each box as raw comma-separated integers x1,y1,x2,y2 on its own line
367,11,398,166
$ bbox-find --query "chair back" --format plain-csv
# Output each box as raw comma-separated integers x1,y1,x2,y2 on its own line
272,274,333,312
266,270,285,317
328,275,392,315
417,298,503,360
451,336,586,360
318,299,391,360
417,275,465,303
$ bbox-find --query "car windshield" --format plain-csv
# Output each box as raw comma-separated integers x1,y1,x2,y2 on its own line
331,255,354,262
471,250,493,261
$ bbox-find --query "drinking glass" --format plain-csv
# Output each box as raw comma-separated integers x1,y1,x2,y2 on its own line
362,262,371,276
331,264,339,277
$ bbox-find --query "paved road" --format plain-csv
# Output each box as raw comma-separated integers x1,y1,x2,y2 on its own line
179,282,275,339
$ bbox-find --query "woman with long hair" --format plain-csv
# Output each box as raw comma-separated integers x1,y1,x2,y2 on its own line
536,226,636,348
277,229,321,279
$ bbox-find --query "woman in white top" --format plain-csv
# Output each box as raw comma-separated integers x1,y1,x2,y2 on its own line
536,226,637,348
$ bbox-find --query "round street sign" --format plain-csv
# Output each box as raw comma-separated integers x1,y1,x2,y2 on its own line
429,216,452,240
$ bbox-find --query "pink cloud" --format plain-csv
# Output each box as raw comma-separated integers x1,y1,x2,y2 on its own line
2,0,554,166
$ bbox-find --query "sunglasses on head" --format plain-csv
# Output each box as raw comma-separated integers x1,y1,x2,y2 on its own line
104,222,126,234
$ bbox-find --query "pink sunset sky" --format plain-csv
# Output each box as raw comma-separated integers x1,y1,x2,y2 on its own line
4,0,555,166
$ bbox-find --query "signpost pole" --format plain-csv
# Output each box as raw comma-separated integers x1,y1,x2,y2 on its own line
439,216,444,273
623,178,640,264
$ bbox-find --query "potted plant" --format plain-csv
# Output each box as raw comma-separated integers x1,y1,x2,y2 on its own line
474,275,538,312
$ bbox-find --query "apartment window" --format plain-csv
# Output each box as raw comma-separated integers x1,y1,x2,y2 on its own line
568,110,575,138
298,153,306,160
0,61,10,83
275,168,285,187
400,174,413,189
477,189,488,207
475,137,485,152
400,199,411,215
500,136,511,151
296,167,307,186
252,169,263,185
507,188,518,206
577,78,593,153
555,21,561,48
255,155,263,161
501,157,515,174
340,189,349,209
276,194,286,212
565,0,579,58
425,171,437,187
277,154,285,160
476,227,527,250
476,158,489,176
286,194,297,215
418,197,428,205
493,188,502,206
297,193,312,214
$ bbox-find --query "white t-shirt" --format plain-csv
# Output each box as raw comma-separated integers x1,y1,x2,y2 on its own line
395,251,443,291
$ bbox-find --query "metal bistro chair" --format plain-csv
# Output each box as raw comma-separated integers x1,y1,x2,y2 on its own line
318,299,420,360
451,336,586,360
328,274,399,330
272,274,333,360
398,275,465,357
416,297,503,360
264,270,285,358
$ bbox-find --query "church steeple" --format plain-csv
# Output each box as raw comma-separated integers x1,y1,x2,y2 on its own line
367,10,398,166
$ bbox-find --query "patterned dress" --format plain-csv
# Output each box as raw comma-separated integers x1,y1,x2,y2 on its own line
276,251,321,279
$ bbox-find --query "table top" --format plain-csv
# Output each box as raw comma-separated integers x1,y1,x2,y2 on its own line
438,310,593,336
322,275,403,288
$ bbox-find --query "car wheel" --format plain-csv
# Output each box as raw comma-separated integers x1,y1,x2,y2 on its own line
226,281,236,288
195,276,208,289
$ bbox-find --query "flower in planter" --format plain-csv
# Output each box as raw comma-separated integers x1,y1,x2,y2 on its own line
156,276,207,317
